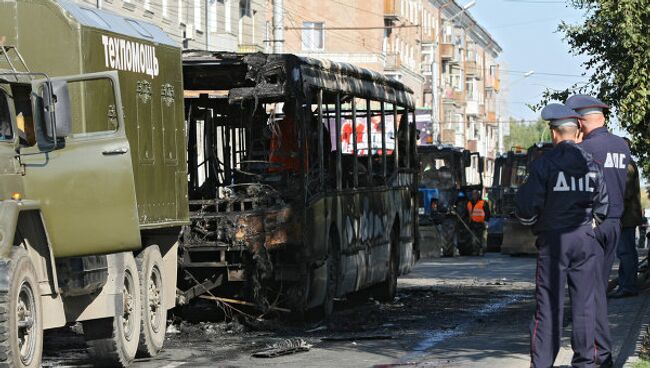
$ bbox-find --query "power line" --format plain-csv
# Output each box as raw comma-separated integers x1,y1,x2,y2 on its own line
284,24,421,31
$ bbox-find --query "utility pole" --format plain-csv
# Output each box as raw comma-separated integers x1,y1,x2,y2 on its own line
205,0,210,51
272,0,284,53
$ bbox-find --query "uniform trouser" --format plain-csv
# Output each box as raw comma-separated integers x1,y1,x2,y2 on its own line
616,227,639,293
530,224,600,368
593,218,621,363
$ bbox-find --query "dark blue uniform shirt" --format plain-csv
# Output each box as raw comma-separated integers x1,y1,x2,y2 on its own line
515,140,608,233
580,127,630,219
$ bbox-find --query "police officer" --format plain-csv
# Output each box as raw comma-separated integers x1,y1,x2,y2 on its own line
515,103,608,368
566,94,630,368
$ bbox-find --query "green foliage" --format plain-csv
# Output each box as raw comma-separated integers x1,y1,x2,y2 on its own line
504,118,548,150
532,0,650,176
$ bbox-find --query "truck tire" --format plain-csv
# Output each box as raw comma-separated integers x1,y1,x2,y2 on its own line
0,247,43,368
83,254,141,367
440,218,457,257
136,245,165,357
374,227,399,302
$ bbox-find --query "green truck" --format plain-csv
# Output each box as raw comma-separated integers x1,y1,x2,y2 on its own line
0,1,186,366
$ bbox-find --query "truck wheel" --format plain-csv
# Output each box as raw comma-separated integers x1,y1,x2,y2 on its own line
83,254,141,367
374,228,399,302
136,245,165,357
441,219,457,257
0,247,43,368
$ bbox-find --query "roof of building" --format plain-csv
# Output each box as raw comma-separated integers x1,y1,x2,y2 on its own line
56,0,177,47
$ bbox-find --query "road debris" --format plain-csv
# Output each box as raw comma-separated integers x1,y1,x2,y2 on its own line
321,335,393,342
252,338,312,358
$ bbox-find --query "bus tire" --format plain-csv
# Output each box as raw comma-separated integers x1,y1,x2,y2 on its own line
83,254,141,368
0,247,43,368
136,245,165,357
374,227,399,302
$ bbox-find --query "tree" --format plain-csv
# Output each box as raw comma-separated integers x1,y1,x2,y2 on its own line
532,0,650,176
504,118,548,150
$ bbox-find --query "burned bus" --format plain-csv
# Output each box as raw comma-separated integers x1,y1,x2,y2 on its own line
179,52,419,316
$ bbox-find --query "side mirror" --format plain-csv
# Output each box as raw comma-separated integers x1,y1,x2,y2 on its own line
43,80,72,139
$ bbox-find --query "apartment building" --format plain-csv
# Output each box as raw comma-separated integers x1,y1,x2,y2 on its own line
74,0,266,52
276,1,501,176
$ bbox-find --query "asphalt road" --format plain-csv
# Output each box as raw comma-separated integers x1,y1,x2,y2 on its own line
43,252,650,368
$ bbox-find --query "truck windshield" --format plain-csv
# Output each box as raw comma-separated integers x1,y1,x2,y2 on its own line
420,155,456,189
510,158,528,187
0,89,12,141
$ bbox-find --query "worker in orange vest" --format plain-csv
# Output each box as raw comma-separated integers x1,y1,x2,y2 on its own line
466,189,490,255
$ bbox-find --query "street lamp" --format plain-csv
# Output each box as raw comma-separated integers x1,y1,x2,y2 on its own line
431,1,477,143
498,70,535,153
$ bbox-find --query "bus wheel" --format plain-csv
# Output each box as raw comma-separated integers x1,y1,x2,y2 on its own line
322,234,340,318
0,247,43,368
374,228,399,302
136,245,165,357
83,254,141,367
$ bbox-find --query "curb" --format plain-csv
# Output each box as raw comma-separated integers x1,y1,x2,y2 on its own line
621,292,650,368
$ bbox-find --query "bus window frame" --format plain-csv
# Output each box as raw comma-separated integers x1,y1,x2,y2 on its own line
393,103,399,173
351,98,358,188
366,99,373,185
380,102,387,178
335,93,342,191
317,89,325,191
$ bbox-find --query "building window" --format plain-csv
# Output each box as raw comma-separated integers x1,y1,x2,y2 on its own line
194,0,201,31
209,0,217,32
225,0,232,33
466,79,475,99
302,22,324,51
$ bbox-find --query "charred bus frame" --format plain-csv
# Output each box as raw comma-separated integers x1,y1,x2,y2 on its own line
180,52,419,314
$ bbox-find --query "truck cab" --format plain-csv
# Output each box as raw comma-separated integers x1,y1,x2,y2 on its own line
0,2,186,366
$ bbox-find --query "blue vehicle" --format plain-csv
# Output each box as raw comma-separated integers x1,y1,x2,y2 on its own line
418,145,483,256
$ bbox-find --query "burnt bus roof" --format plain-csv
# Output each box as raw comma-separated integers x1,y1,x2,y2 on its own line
183,51,415,108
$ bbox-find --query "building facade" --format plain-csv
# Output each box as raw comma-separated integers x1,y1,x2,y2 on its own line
274,0,502,186
75,0,266,52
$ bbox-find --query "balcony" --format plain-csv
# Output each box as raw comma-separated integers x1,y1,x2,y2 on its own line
487,111,497,124
384,0,402,20
385,53,401,71
442,88,466,106
486,77,500,91
440,43,455,60
465,61,481,79
421,31,435,44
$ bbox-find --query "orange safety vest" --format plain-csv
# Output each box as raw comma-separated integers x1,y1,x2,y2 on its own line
467,200,486,223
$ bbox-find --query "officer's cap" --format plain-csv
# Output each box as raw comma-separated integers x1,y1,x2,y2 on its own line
541,103,580,127
565,94,609,116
